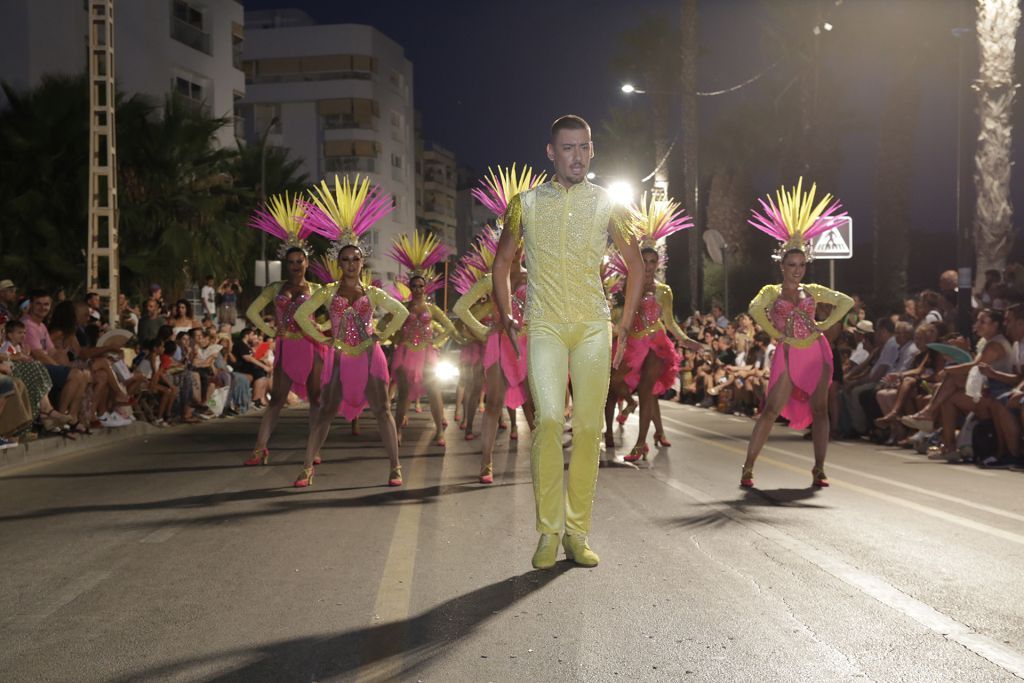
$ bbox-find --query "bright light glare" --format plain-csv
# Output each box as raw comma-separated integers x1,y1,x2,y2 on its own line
435,360,459,382
607,180,634,206
620,83,636,94
586,172,596,180
823,22,833,31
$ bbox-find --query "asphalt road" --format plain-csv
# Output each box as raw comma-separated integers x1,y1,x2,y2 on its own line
1,399,1022,682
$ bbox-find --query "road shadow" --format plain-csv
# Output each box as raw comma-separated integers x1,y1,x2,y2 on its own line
0,480,528,526
112,566,570,683
659,487,827,529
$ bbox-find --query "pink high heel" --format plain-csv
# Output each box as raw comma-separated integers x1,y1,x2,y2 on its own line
243,448,269,466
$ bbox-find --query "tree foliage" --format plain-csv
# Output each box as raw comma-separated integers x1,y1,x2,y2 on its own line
0,75,308,302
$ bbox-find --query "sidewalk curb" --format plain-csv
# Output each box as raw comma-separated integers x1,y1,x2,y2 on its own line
0,422,162,471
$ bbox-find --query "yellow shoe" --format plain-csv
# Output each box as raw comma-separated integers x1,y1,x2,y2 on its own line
562,532,599,567
532,533,560,569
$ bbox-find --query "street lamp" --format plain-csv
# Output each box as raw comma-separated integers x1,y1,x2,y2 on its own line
258,115,281,286
620,83,646,95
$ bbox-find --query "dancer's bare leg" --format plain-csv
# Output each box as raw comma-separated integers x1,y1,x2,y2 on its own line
810,364,831,470
303,354,342,469
632,354,663,451
394,374,410,444
255,362,293,451
366,375,400,471
743,372,795,472
427,378,445,437
480,362,508,470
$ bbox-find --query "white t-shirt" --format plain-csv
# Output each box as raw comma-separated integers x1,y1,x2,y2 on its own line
201,285,217,315
0,340,18,356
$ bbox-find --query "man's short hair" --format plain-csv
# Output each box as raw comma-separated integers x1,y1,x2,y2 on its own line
875,317,896,334
4,319,24,334
550,114,590,141
27,288,49,303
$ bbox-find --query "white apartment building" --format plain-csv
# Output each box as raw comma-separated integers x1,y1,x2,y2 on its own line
239,9,416,280
0,0,245,148
418,143,457,250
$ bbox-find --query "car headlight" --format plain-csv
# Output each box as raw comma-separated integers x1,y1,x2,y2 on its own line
435,359,459,382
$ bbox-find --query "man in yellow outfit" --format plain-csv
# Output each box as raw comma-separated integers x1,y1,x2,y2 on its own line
493,115,643,569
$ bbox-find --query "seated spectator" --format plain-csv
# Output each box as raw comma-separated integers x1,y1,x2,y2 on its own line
0,279,18,326
919,290,944,326
841,317,898,436
0,370,33,444
902,309,1012,461
1,319,69,433
21,290,90,429
232,327,270,407
849,320,875,366
874,323,942,442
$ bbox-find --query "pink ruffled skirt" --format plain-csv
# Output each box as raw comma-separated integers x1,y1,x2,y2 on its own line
391,345,438,400
620,330,681,396
483,331,529,409
274,337,327,400
322,343,390,421
767,335,832,430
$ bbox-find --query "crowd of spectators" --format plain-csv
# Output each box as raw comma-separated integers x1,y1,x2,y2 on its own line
671,266,1024,470
0,274,288,449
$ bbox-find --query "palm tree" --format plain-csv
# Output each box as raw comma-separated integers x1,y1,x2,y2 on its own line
973,0,1021,284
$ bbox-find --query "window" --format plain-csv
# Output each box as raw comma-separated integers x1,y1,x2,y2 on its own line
391,154,403,169
231,22,244,70
318,98,378,130
170,0,210,54
324,157,377,174
174,75,203,103
246,54,379,84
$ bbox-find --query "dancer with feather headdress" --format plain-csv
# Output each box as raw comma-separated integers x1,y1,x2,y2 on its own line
741,178,853,489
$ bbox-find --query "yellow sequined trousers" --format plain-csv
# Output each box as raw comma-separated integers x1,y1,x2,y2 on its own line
528,320,611,535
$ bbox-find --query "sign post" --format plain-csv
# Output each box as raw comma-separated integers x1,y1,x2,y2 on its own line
809,217,853,289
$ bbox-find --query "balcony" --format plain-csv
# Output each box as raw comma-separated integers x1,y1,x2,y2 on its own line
324,157,377,174
171,17,211,55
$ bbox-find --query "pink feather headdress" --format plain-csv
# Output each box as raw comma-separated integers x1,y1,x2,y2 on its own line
748,177,846,262
248,191,316,258
471,164,547,220
387,231,448,295
304,175,393,259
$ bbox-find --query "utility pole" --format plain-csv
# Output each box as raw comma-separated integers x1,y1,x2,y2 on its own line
87,0,120,325
680,0,701,313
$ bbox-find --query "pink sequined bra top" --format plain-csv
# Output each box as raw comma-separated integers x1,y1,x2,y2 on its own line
329,294,375,348
630,291,663,337
274,292,310,336
769,293,818,340
400,309,434,349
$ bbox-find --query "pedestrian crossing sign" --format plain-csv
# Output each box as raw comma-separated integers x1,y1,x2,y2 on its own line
810,217,852,259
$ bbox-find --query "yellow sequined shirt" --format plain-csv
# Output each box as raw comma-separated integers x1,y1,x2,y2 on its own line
504,180,631,324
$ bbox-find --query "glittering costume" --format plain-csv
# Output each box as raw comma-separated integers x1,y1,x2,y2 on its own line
246,281,326,400
392,303,455,399
748,283,850,429
454,274,530,409
617,283,686,395
503,180,632,536
297,286,407,420
746,178,853,431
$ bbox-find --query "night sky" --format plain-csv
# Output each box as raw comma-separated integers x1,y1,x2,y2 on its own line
243,0,1024,291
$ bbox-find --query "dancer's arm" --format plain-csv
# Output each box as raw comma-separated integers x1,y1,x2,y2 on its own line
428,304,457,347
493,198,521,348
371,287,410,343
245,283,280,338
656,283,703,351
609,209,643,369
452,274,493,342
804,284,854,332
295,284,334,345
748,285,785,340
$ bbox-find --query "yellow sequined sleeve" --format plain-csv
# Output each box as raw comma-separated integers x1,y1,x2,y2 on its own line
804,283,854,331
245,283,280,339
452,273,493,342
502,194,523,243
656,283,695,344
428,303,457,348
748,284,784,340
296,283,335,344
369,287,409,342
609,204,637,245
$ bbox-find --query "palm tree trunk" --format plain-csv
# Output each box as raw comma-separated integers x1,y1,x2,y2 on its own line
973,0,1020,285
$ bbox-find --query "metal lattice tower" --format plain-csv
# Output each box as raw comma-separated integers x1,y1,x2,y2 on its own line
87,0,120,324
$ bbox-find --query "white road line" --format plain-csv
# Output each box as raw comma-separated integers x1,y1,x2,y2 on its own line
139,525,181,544
662,415,1024,525
660,475,1024,680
